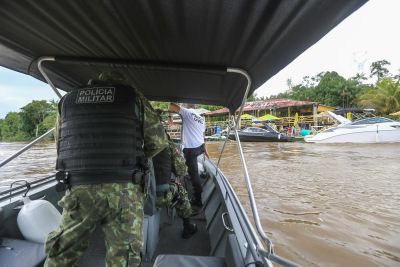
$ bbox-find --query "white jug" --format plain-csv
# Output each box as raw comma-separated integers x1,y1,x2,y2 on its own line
17,196,61,243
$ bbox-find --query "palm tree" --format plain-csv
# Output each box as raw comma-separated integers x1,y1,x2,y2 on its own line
370,60,390,81
357,78,400,115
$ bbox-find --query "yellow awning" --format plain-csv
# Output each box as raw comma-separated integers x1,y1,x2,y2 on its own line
257,114,280,121
240,114,254,120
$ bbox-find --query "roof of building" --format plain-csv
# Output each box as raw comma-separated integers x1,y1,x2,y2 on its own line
205,98,316,115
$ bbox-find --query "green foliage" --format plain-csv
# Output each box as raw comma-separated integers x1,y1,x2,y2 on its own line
150,101,222,112
20,100,55,137
0,119,3,140
357,78,400,115
1,112,29,141
271,71,369,108
0,100,57,142
150,101,169,111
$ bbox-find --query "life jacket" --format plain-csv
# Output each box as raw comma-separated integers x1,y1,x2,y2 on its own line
56,84,145,178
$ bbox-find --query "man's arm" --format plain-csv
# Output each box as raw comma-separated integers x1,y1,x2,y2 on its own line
139,94,169,158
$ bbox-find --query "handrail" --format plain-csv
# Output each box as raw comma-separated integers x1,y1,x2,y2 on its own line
0,128,55,169
226,68,274,255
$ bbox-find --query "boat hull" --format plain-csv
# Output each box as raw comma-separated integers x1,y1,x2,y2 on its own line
228,132,290,142
305,128,400,143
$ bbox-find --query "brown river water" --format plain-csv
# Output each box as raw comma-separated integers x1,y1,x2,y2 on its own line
1,141,399,266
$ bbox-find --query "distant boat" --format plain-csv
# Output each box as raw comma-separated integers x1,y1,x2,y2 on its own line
305,115,400,143
205,134,227,141
228,126,291,142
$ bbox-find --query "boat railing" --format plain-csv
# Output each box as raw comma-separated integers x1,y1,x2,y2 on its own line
0,128,55,169
215,69,300,267
0,174,56,203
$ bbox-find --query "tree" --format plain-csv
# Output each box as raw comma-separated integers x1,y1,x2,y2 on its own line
20,100,54,137
0,119,3,140
370,60,390,81
1,112,29,141
357,78,400,115
271,71,370,108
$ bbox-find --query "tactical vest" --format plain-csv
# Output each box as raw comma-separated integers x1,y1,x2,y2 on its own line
56,85,145,179
153,147,172,192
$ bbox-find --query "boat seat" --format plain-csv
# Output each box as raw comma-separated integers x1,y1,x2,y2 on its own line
0,238,45,267
153,254,225,267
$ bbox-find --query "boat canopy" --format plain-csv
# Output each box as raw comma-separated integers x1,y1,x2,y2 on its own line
0,1,366,112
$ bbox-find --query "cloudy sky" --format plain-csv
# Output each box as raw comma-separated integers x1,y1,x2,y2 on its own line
1,0,399,119
256,0,400,97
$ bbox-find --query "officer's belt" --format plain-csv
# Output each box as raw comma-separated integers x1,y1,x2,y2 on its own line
66,171,144,186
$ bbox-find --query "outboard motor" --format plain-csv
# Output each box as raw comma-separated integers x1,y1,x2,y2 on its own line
17,196,61,243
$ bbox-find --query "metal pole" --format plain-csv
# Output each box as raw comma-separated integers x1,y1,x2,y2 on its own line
215,114,232,175
37,57,63,99
226,68,273,254
0,128,55,169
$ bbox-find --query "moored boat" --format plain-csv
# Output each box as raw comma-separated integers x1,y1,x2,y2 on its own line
228,126,291,142
305,114,400,144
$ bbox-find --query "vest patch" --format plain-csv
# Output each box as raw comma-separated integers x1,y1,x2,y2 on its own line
76,87,115,104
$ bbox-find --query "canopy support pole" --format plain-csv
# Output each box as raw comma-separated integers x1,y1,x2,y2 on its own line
226,68,274,255
37,57,63,99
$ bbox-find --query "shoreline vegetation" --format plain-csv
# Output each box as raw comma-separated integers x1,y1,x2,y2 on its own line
1,60,399,143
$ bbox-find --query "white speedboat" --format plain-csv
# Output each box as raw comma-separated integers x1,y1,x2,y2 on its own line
305,116,400,143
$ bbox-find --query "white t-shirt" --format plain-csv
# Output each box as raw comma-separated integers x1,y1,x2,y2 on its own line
179,107,205,148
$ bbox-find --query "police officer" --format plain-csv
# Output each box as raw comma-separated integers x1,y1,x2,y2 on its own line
44,71,169,267
153,111,197,239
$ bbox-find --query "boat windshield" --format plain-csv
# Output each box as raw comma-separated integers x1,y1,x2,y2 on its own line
350,117,393,125
243,127,269,133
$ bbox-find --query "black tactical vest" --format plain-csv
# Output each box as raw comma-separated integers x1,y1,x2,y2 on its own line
153,147,172,191
56,85,144,177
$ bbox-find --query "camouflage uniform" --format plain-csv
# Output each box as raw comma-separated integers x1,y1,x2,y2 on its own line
153,135,197,239
156,182,192,219
44,74,168,267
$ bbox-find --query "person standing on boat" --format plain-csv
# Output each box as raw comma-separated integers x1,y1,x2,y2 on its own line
152,111,197,238
168,103,208,207
44,71,169,267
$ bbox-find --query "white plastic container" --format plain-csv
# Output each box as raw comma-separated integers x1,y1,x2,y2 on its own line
17,196,62,243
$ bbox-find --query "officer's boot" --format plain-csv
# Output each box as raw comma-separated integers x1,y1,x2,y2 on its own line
182,218,198,239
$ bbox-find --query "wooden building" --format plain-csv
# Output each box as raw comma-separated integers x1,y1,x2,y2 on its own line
204,98,334,130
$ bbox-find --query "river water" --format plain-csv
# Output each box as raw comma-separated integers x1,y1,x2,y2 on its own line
0,141,399,266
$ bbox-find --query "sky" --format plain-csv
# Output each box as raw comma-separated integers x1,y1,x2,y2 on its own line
1,0,400,119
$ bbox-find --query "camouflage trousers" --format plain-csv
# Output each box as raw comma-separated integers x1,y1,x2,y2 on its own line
44,183,144,267
156,182,192,219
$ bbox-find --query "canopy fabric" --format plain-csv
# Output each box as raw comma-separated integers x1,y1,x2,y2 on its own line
0,1,366,112
257,114,280,121
240,114,254,120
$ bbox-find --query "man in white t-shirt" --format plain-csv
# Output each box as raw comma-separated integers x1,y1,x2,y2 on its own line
168,103,208,207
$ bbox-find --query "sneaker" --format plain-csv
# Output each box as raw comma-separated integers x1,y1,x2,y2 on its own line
182,223,198,239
